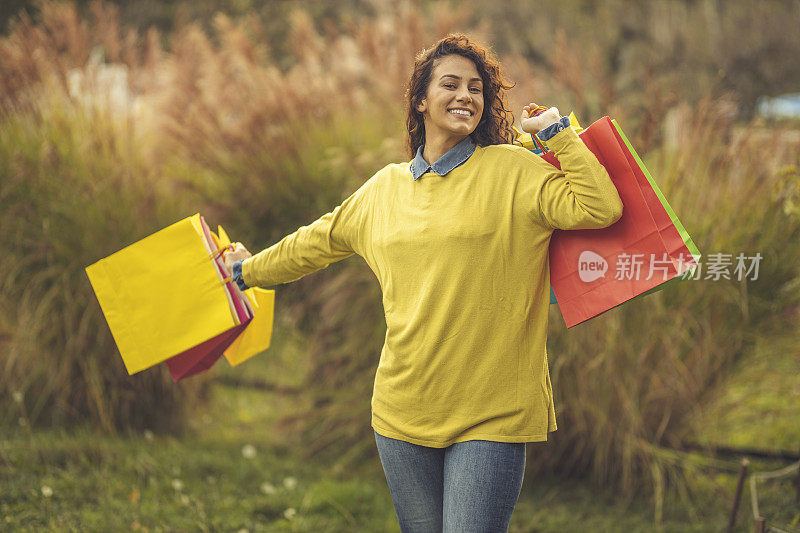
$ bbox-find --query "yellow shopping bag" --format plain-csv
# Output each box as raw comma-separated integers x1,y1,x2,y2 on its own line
224,288,275,366
86,213,274,379
211,224,275,366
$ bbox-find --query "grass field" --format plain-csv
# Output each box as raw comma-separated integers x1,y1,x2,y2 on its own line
689,334,800,452
3,330,797,532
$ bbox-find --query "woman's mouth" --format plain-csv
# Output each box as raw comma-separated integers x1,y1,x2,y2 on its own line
448,108,473,118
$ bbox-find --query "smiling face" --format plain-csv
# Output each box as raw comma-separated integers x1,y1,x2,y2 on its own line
417,54,484,145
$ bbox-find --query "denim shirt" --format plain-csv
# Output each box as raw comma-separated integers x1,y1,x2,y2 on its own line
232,117,571,291
410,134,477,180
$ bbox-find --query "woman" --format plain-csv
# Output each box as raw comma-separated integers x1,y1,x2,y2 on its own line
223,34,622,532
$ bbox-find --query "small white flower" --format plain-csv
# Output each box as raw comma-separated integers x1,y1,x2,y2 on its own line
283,507,297,519
143,430,154,441
41,486,53,498
241,444,256,459
180,494,190,505
282,477,297,490
260,482,276,495
12,391,23,404
171,479,184,491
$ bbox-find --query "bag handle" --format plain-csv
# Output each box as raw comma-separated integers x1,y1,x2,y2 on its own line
528,105,549,154
210,244,235,285
531,132,548,154
209,243,234,260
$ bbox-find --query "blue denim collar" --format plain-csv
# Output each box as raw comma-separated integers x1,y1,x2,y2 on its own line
410,135,476,181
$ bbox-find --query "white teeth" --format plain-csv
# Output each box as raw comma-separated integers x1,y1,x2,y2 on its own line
449,109,471,116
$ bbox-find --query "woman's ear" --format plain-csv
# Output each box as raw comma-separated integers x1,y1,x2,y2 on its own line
417,98,427,113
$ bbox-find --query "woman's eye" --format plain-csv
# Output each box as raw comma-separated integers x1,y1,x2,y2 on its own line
470,87,481,93
444,83,456,88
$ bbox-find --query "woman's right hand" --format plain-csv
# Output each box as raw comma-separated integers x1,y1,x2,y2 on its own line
223,242,252,273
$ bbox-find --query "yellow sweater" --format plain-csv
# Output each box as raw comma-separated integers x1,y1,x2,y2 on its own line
242,127,623,447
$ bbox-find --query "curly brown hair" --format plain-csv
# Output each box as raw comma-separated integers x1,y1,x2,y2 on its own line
405,34,515,159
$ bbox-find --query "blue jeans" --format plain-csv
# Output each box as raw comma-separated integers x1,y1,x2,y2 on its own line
374,430,526,532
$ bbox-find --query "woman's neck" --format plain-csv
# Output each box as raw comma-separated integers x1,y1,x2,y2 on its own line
422,131,468,165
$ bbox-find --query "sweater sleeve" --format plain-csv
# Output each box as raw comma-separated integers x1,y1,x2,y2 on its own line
531,126,623,230
241,180,372,288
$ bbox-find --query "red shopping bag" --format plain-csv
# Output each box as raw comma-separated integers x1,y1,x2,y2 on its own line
608,119,700,266
164,322,249,380
541,116,698,327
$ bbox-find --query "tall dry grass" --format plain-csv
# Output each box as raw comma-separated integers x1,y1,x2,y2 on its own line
0,88,203,432
1,0,798,505
0,3,195,433
0,0,427,431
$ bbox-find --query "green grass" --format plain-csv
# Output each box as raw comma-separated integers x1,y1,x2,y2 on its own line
690,334,800,452
3,308,798,532
1,427,397,532
3,412,792,532
4,325,797,533
685,332,800,532
0,325,399,532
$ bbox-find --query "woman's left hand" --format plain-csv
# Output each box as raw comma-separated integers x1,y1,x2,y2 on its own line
520,103,561,134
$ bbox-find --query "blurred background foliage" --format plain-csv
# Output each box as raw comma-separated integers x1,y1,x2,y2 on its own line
1,0,798,504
